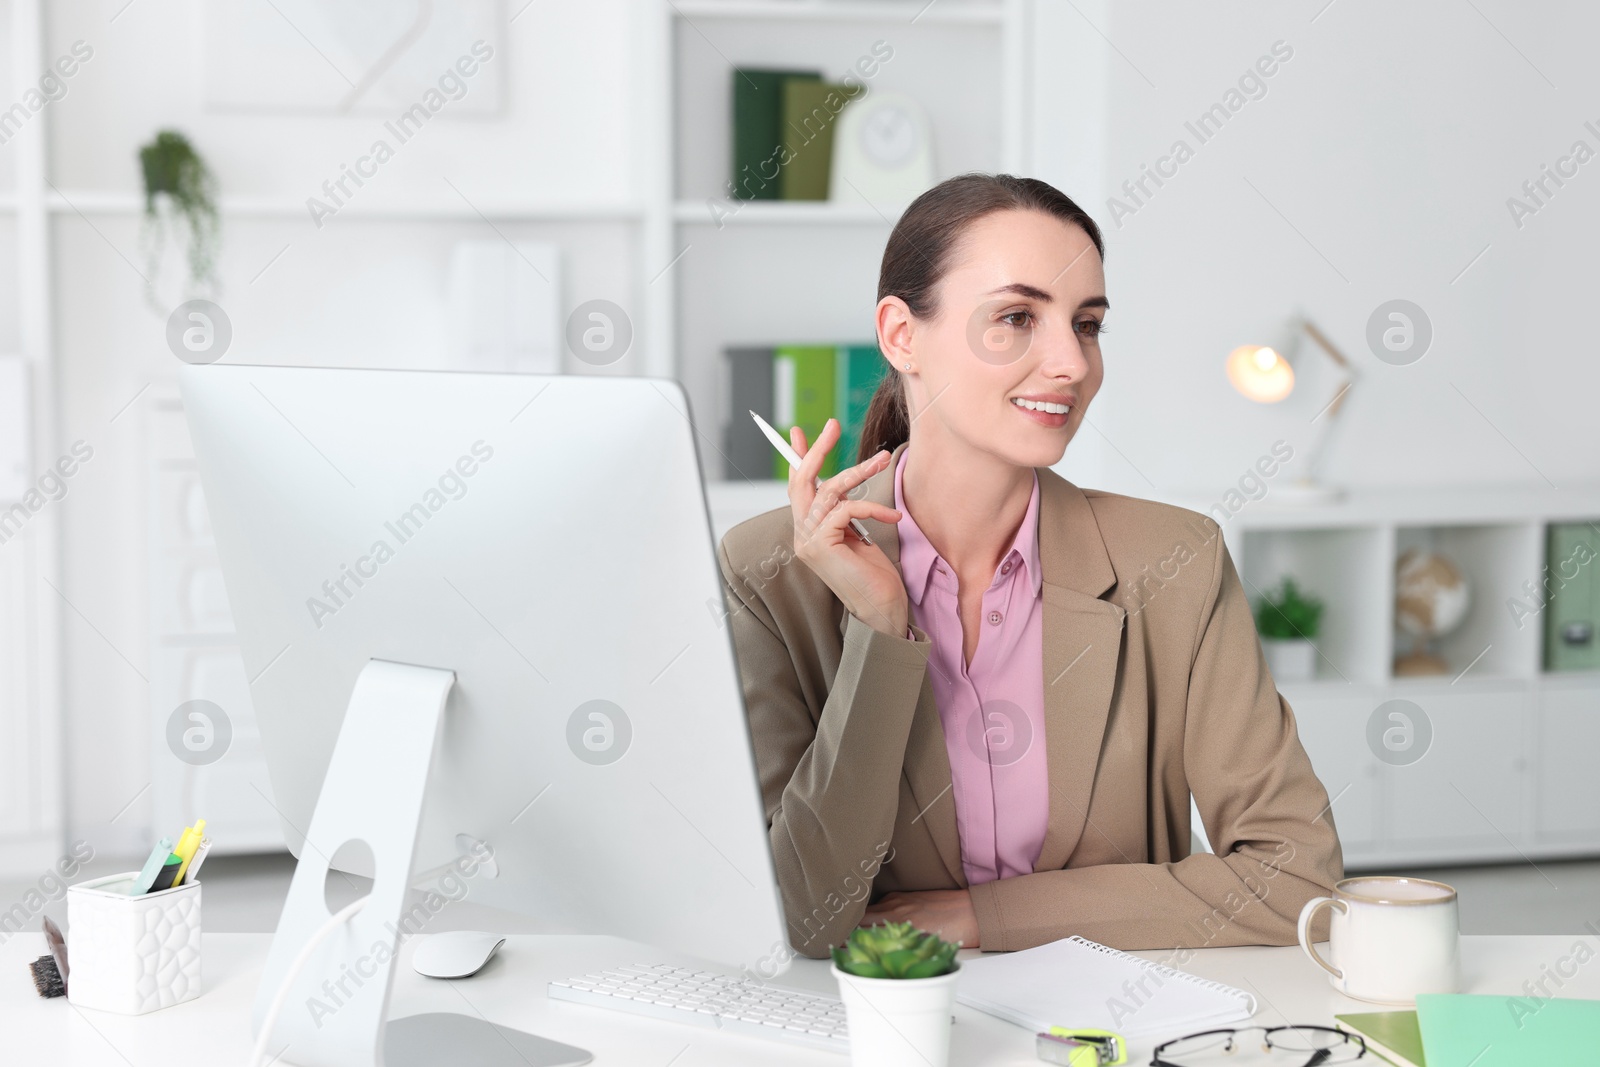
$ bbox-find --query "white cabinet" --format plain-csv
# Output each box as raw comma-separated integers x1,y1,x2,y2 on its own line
1379,686,1530,857
1282,688,1383,862
1536,679,1600,844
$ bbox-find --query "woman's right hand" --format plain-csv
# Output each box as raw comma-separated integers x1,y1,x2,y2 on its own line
788,419,911,638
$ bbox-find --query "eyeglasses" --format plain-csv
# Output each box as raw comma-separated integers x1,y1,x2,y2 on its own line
1151,1025,1366,1066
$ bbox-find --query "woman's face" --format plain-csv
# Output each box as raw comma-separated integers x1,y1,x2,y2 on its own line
889,208,1107,470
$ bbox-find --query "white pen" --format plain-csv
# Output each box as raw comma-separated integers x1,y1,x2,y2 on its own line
748,410,876,545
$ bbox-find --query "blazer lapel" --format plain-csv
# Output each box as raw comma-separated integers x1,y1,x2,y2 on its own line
835,446,1125,885
1033,469,1126,873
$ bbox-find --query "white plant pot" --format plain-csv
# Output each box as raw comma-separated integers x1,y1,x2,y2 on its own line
67,871,202,1015
1262,637,1317,682
831,962,959,1067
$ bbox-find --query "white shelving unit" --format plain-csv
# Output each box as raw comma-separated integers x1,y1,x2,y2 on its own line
1208,483,1600,870
41,190,646,222
0,3,668,869
657,0,1030,483
0,0,64,876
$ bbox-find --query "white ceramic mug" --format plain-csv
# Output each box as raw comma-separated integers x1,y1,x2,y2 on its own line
1297,876,1460,1005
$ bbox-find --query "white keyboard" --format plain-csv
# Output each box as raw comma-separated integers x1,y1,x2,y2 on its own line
548,963,851,1053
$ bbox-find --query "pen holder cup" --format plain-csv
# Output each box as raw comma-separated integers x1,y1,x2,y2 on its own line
66,871,202,1015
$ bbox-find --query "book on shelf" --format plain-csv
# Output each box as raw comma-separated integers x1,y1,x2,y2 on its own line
723,346,775,482
774,345,835,478
733,68,863,202
779,80,852,201
835,342,885,469
722,342,888,482
731,68,819,202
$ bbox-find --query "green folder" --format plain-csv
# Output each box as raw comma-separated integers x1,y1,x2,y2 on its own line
837,343,888,469
1415,993,1599,1066
1336,1010,1426,1067
773,346,837,479
732,69,819,201
780,80,853,200
1544,522,1600,670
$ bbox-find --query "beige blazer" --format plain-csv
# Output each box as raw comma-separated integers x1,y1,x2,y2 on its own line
716,441,1343,958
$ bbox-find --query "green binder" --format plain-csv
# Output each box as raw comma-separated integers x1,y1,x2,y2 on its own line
773,345,837,479
837,343,889,469
780,80,853,200
732,69,819,201
1544,522,1600,670
724,346,775,481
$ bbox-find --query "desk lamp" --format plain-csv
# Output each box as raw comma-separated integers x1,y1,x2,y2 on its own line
1225,315,1356,504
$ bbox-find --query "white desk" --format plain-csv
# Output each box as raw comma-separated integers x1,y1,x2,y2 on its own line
3,934,1593,1064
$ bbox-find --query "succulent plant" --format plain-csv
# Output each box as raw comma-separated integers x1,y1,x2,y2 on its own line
1253,575,1324,641
832,921,960,979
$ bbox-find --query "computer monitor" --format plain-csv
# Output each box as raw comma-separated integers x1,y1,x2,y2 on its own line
180,364,791,1067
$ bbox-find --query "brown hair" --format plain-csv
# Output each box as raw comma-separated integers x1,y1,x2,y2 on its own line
856,173,1106,464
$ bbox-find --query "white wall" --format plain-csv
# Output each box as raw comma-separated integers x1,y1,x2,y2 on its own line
1087,0,1600,497
39,0,639,852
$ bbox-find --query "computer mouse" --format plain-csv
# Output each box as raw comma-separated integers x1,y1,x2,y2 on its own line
412,930,507,979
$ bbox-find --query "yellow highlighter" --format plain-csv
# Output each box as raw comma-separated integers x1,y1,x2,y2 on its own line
172,819,206,885
1036,1028,1126,1067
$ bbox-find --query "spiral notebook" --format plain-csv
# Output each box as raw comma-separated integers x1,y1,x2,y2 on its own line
955,936,1257,1038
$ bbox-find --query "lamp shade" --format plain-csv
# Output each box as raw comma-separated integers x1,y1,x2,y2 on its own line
1226,343,1295,403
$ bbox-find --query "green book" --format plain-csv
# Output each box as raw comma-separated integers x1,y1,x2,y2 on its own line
732,68,820,201
1336,1010,1426,1067
1416,994,1599,1066
780,80,851,200
1543,522,1600,670
773,345,837,479
836,343,888,469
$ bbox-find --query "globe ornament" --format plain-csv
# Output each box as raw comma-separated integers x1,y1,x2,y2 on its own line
1394,548,1471,676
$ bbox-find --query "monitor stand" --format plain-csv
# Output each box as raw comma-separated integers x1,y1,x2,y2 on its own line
251,659,591,1067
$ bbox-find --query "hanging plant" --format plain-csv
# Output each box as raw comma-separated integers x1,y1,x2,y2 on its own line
138,129,220,311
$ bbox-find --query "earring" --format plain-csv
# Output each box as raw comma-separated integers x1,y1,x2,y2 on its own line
902,362,910,370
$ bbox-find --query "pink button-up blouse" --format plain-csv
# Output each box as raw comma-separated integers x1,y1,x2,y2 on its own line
893,447,1049,886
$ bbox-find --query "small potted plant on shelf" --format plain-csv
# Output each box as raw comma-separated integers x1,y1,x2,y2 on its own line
1253,576,1324,683
831,921,962,1067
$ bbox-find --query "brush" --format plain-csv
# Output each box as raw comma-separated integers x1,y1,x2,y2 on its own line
29,915,68,998
29,955,64,998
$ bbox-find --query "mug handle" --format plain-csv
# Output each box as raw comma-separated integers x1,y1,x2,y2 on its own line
1297,896,1347,979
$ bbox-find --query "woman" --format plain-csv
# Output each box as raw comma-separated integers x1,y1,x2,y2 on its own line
716,173,1342,958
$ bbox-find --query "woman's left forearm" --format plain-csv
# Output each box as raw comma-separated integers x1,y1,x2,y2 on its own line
966,843,1333,952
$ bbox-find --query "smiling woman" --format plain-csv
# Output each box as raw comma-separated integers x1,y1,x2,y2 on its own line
716,172,1344,960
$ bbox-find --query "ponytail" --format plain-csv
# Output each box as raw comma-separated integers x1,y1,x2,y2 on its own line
857,372,909,464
